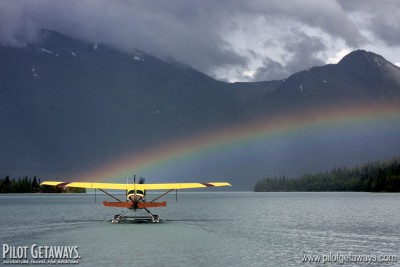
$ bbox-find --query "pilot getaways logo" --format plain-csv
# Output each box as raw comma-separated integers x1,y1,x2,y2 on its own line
2,244,80,265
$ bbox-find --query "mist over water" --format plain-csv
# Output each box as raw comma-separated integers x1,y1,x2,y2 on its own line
1,193,399,266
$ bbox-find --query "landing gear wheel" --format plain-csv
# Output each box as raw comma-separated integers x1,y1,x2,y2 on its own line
152,215,160,223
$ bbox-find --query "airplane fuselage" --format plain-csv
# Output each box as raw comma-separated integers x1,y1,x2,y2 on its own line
126,190,145,201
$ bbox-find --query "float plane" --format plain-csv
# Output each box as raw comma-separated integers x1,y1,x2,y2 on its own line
41,176,231,223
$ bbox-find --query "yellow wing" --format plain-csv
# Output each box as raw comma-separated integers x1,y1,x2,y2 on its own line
40,181,231,190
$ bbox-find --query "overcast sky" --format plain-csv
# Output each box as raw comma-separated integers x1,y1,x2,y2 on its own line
1,0,399,82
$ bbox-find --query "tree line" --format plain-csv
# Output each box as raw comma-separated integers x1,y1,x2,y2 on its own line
254,157,400,192
0,176,85,193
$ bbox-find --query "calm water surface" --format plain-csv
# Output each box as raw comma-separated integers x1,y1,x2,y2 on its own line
1,192,399,266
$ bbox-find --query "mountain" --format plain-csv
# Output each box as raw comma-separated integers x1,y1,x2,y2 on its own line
1,30,400,188
0,30,243,176
242,50,400,117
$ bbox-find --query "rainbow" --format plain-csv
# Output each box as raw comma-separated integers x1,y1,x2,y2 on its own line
76,101,400,182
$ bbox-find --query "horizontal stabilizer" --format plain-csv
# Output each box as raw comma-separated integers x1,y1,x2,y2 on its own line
102,201,133,208
138,202,167,208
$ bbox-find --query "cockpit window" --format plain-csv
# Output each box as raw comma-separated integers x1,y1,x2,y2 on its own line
127,190,144,195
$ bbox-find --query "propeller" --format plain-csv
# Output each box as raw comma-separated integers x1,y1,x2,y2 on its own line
129,175,138,209
133,174,136,200
125,177,128,199
129,175,147,208
139,177,146,199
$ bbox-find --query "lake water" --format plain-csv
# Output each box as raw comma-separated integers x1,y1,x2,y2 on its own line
1,192,399,266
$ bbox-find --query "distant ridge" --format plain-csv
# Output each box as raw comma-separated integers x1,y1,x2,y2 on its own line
244,49,400,117
254,156,400,192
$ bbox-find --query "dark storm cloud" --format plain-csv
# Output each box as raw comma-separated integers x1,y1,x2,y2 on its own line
283,30,326,73
230,0,365,47
339,0,400,46
0,0,398,81
0,0,249,74
0,1,43,46
253,57,288,81
254,30,326,80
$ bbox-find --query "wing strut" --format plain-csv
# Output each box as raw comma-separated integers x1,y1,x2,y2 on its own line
150,189,174,203
98,188,123,202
